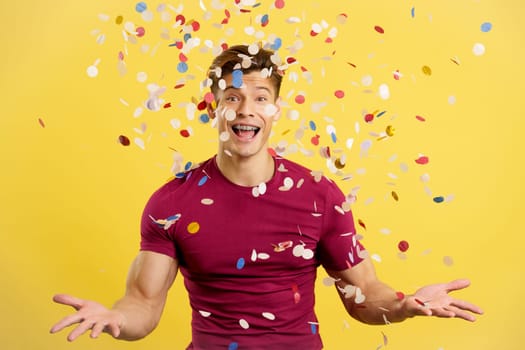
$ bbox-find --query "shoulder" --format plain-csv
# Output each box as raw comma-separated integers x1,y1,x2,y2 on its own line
148,157,213,202
277,157,343,192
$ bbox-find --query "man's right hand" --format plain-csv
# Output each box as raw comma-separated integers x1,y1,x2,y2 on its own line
50,294,126,341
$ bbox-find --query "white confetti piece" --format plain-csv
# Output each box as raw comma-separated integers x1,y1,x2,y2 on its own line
473,43,486,56
199,310,211,317
262,312,275,320
239,319,250,329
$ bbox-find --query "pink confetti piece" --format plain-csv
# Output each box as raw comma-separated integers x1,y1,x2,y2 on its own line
415,155,429,165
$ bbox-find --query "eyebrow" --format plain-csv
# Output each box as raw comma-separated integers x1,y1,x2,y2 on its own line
223,85,273,95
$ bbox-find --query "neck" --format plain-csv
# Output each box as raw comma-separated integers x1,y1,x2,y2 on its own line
216,151,275,187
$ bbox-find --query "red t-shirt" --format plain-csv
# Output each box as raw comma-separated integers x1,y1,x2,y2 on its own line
140,156,365,350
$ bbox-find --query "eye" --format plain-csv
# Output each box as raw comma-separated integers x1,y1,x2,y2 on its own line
225,95,240,102
256,96,268,102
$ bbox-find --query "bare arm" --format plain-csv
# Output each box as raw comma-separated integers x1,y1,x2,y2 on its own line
325,256,483,325
50,251,178,341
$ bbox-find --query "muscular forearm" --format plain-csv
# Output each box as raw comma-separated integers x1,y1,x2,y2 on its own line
112,295,165,340
341,280,410,325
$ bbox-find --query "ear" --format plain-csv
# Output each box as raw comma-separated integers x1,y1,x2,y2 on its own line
273,96,282,121
207,100,217,119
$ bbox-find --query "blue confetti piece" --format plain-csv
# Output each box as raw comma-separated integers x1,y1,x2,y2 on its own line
198,176,208,186
232,70,243,88
177,62,189,73
236,257,245,269
167,214,181,221
411,6,415,18
376,110,386,118
309,120,317,131
330,132,337,143
310,323,317,334
228,342,239,350
184,161,193,171
481,22,492,32
433,196,445,203
261,14,269,25
271,37,282,50
135,2,147,13
199,113,210,123
183,33,192,42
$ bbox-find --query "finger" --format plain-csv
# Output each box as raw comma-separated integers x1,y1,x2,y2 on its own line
451,299,484,315
430,307,455,318
105,321,122,338
445,279,471,292
67,320,95,342
52,294,85,310
446,305,478,322
90,321,107,339
50,314,84,334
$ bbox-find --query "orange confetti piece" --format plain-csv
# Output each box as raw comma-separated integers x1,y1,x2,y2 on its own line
358,219,367,230
38,118,45,128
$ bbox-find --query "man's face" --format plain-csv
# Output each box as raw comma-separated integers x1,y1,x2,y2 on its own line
212,70,281,160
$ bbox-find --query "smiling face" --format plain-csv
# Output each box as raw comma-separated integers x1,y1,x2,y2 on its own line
212,70,281,161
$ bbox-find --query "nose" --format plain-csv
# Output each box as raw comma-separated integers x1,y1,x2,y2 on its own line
236,99,254,118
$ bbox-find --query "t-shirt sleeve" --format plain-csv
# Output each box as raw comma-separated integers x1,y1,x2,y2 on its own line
317,181,366,271
139,185,178,259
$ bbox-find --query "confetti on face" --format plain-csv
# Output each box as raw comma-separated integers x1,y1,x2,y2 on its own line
264,104,278,117
232,70,243,88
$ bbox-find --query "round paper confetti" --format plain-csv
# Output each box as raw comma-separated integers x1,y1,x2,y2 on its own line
473,43,486,56
398,240,409,252
86,65,99,78
187,222,200,234
481,22,492,32
228,342,239,350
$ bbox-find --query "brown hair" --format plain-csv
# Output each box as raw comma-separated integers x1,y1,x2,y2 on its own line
207,44,283,100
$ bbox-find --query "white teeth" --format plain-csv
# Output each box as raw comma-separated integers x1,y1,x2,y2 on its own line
233,125,260,131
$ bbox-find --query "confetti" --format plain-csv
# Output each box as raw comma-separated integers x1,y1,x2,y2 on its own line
422,65,432,76
187,222,200,234
443,256,454,266
415,155,429,165
38,118,46,128
397,240,409,252
481,22,492,32
236,257,245,269
118,135,130,146
374,25,385,34
473,43,486,56
228,343,239,350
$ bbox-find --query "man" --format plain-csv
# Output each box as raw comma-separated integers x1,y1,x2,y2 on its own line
50,44,483,349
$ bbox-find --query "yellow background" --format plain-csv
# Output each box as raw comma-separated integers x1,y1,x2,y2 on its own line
1,0,523,349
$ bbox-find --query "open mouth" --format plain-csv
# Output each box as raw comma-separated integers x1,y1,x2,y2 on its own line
232,124,261,139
